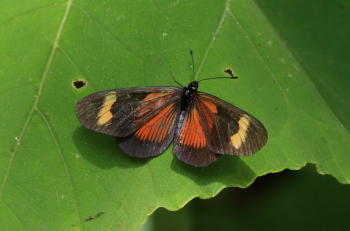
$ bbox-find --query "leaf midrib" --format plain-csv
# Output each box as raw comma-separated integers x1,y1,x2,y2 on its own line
0,0,81,226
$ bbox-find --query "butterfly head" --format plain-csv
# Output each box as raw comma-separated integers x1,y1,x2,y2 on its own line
188,81,198,91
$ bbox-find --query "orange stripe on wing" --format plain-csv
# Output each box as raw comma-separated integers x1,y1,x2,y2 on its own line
157,110,174,143
201,99,218,114
198,98,220,129
136,104,175,143
179,108,206,149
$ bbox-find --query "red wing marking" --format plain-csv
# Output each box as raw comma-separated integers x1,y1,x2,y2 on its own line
179,108,206,149
198,98,218,129
200,99,218,114
136,104,175,143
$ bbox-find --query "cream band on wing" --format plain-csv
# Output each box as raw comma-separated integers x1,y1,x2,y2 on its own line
230,114,250,149
97,92,117,125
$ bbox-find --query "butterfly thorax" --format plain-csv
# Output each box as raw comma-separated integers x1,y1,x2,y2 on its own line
180,81,198,111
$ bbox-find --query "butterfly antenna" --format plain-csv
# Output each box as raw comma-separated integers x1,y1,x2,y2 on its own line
190,50,196,81
169,71,183,87
198,68,239,82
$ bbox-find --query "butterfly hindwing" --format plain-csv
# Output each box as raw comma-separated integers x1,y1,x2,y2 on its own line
173,102,219,167
118,101,181,158
196,92,268,155
173,144,219,167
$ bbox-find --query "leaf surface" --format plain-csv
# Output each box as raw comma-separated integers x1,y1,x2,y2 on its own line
0,0,349,230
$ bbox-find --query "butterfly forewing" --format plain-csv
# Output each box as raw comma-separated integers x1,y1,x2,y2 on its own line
196,92,268,155
76,87,181,137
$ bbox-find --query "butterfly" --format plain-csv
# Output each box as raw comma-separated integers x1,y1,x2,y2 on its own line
76,66,268,167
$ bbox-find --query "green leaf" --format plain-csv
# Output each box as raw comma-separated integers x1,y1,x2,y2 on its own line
255,0,350,132
0,0,349,230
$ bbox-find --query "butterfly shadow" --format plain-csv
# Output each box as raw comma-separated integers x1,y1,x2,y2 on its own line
73,127,149,169
170,155,256,187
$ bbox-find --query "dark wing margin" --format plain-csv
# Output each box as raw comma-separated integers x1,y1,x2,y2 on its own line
76,87,181,137
196,92,268,155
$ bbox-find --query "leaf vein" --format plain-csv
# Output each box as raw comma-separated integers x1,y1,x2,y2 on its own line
0,2,59,28
59,46,98,91
194,0,232,80
74,2,137,57
36,107,82,226
227,6,284,92
228,2,350,183
0,0,74,201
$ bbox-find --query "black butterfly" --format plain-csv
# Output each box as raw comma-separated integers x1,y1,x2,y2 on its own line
76,55,268,167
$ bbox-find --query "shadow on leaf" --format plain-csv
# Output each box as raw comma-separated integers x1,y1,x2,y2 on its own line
73,127,256,188
171,155,256,187
73,127,149,169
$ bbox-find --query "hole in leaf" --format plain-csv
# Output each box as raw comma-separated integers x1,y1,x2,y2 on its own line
72,79,87,89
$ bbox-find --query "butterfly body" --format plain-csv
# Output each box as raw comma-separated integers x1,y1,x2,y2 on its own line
76,81,268,167
180,81,198,110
